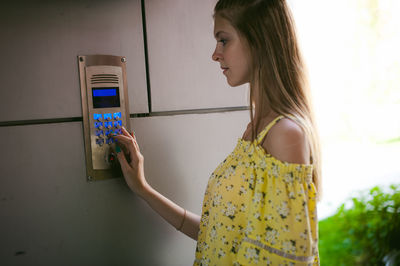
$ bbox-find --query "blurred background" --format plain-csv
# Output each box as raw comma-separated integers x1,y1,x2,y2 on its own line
291,0,400,264
291,0,400,220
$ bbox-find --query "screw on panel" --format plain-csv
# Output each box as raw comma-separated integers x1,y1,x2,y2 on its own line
121,57,126,63
79,57,84,62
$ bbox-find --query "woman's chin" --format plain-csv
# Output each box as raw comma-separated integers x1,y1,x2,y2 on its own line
227,78,247,87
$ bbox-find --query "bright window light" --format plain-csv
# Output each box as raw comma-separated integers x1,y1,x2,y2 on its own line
290,0,400,219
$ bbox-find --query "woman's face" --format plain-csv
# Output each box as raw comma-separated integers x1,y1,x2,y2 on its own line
212,16,251,87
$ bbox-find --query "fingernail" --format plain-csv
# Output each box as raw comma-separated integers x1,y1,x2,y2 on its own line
116,145,121,153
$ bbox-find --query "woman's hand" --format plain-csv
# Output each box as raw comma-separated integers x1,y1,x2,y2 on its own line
111,127,148,197
112,127,201,240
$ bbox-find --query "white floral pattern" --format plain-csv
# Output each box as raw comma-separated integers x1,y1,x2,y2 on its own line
276,201,290,219
194,116,319,265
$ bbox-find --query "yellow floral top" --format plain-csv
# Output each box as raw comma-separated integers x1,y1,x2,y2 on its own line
194,116,319,266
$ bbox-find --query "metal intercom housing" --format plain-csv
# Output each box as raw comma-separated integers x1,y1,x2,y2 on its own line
78,55,131,181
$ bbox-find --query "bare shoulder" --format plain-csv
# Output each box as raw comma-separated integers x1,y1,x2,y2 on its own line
263,118,310,165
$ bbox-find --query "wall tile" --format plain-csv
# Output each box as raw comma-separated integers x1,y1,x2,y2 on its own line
0,0,148,122
145,0,249,112
0,110,249,265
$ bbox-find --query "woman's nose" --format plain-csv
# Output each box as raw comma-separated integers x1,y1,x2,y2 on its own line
212,48,221,62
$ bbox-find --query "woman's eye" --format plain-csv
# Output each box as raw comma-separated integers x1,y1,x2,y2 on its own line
219,39,227,46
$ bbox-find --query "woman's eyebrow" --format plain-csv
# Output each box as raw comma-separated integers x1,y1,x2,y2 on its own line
214,31,228,38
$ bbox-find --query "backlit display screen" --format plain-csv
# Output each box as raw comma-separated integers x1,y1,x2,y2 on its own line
92,87,120,108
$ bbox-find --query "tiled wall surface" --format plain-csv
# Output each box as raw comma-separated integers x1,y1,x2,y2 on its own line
0,0,148,121
0,112,250,265
145,0,249,112
0,0,251,265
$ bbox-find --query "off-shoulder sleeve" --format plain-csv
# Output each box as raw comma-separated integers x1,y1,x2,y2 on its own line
236,155,319,265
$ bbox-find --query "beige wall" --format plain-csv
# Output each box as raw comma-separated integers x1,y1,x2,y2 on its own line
145,0,248,112
0,0,148,121
0,0,250,265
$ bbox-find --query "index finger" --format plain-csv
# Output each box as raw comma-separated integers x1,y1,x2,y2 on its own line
121,126,132,137
121,127,137,140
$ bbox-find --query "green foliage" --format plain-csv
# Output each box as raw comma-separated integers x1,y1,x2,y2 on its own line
319,184,400,266
382,137,400,144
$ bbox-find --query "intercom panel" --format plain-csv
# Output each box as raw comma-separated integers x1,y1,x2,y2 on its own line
78,55,131,181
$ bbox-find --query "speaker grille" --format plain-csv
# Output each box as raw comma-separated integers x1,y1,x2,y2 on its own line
91,74,119,84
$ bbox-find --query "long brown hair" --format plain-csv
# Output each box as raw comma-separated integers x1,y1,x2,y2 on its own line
214,0,322,199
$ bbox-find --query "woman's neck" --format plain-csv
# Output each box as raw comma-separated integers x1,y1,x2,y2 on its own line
251,103,280,135
251,96,276,122
250,80,280,129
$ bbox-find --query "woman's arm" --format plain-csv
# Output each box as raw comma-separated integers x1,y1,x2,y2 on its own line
112,127,200,241
141,184,200,240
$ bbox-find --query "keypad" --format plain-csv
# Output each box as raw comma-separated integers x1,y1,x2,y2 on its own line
93,112,122,146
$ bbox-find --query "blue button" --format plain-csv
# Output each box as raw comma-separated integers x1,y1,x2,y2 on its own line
105,129,114,136
113,112,122,120
94,122,103,129
114,121,122,127
94,113,102,120
96,138,104,146
104,113,112,121
95,130,103,136
104,121,113,128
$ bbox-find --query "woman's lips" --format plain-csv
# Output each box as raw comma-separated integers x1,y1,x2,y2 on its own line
221,67,229,74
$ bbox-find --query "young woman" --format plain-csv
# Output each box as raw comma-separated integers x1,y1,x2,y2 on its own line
112,0,321,265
